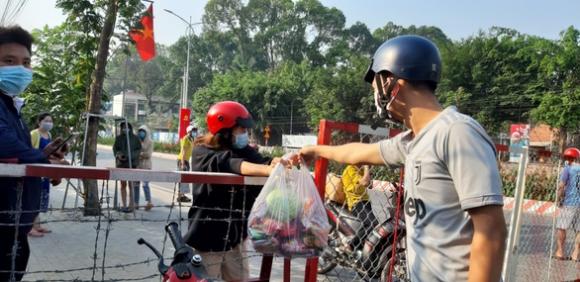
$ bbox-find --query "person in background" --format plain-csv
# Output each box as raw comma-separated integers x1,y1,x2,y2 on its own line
176,124,197,203
184,101,282,281
0,25,68,281
134,125,153,211
113,121,141,213
341,163,377,250
554,147,580,261
28,112,58,237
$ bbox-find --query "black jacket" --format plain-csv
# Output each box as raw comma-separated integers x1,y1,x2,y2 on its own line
184,145,271,252
0,94,47,233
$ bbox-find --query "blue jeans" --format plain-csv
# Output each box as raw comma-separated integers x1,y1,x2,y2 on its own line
133,181,151,205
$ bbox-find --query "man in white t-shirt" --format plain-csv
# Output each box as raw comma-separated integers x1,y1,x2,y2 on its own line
298,35,506,281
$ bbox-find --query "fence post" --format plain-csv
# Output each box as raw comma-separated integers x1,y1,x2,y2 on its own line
502,146,529,282
546,161,563,282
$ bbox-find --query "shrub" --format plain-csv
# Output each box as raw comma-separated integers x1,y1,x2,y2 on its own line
500,163,559,202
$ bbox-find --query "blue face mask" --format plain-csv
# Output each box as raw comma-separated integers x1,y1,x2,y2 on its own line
233,132,249,149
138,131,146,140
0,66,33,97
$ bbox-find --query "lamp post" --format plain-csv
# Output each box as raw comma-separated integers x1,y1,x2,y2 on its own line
164,9,202,139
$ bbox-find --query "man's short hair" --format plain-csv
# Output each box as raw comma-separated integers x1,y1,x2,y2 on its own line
0,25,33,54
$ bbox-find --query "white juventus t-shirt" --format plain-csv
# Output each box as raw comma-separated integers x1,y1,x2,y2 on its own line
379,106,504,281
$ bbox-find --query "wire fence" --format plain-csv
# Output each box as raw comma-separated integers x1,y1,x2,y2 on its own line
503,155,579,282
1,127,578,282
313,124,409,282
0,163,280,282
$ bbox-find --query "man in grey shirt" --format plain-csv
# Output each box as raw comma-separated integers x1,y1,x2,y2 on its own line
298,35,506,281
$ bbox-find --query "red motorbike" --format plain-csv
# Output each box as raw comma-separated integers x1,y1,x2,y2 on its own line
138,222,220,282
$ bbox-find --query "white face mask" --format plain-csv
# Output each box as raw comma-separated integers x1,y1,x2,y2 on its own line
41,121,53,131
374,88,387,118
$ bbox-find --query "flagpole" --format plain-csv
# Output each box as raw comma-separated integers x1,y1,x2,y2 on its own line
184,16,191,109
163,9,202,139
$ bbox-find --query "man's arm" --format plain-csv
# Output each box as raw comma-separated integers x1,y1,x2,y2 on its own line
299,143,385,165
557,182,566,206
467,205,507,282
0,120,48,164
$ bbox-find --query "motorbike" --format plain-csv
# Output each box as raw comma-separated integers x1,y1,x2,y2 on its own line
317,183,408,281
138,222,220,282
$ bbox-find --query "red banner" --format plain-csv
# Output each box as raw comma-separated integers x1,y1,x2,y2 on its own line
178,108,191,140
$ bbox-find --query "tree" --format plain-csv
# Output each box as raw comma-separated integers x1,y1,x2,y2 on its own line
56,0,144,215
532,26,580,151
192,60,315,143
24,25,89,137
304,54,373,128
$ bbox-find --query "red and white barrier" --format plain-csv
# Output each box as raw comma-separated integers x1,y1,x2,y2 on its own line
2,164,559,216
503,196,558,216
0,163,268,186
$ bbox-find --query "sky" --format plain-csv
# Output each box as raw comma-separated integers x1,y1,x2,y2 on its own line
11,0,580,46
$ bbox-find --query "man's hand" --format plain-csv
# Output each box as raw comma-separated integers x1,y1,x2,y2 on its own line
42,137,65,158
297,145,319,165
48,157,69,165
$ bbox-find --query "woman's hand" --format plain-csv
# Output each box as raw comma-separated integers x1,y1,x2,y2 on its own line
270,157,291,168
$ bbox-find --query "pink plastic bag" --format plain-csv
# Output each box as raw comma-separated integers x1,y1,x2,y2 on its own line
248,158,330,257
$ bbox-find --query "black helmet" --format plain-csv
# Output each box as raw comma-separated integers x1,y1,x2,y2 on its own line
364,35,442,84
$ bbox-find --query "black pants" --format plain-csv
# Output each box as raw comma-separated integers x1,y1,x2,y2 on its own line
351,201,378,249
0,229,30,281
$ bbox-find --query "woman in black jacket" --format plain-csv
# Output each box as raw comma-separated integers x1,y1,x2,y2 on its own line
185,101,281,281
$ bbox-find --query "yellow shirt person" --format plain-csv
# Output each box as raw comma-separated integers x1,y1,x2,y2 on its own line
341,164,371,211
178,134,194,163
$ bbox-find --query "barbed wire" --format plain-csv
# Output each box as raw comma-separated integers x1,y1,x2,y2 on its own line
0,203,253,216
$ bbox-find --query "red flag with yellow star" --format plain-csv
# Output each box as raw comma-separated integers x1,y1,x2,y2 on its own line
129,4,155,61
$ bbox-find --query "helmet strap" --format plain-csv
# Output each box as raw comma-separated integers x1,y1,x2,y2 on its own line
375,74,389,119
381,74,401,119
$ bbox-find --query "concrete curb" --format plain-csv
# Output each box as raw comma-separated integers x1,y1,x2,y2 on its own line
503,196,558,216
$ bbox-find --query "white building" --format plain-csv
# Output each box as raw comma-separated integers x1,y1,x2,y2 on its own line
106,90,181,143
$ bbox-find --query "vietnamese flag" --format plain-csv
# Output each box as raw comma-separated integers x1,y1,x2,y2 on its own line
129,4,156,61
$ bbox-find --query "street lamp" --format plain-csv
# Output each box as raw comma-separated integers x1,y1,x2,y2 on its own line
164,9,202,139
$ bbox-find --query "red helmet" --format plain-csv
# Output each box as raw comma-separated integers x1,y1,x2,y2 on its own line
206,101,254,134
563,147,580,160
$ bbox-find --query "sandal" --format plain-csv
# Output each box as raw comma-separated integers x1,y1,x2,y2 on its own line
28,229,44,237
36,227,52,233
552,255,570,260
145,202,154,211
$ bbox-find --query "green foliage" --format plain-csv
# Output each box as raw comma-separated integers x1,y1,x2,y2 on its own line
153,142,180,154
42,0,578,150
97,136,115,146
500,164,559,202
259,146,286,159
23,0,145,151
23,24,89,137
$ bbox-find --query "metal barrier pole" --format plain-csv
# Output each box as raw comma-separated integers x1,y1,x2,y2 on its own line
546,160,563,282
502,146,529,282
61,135,79,209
